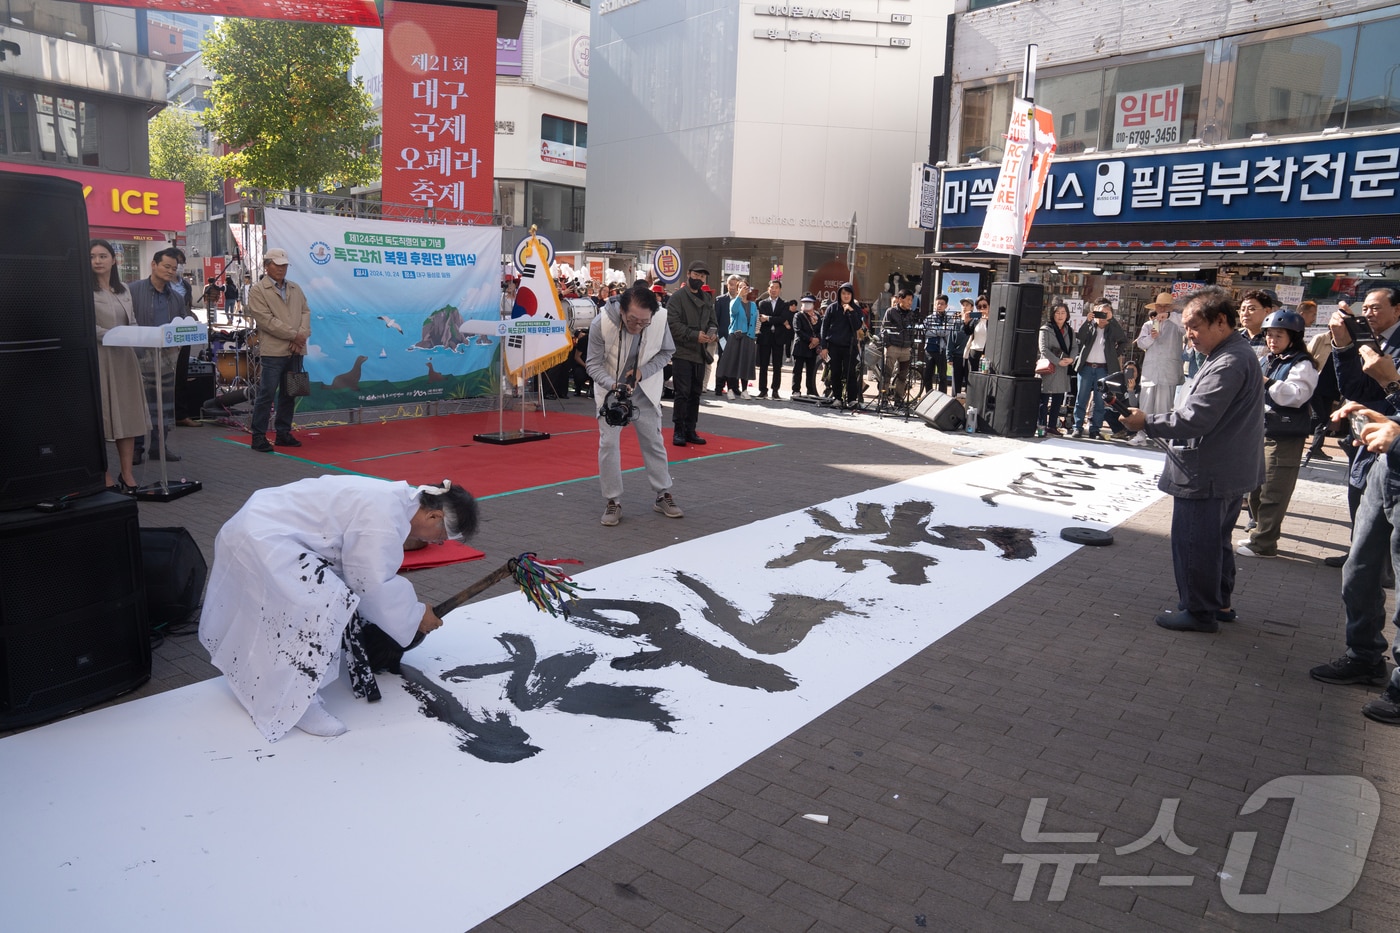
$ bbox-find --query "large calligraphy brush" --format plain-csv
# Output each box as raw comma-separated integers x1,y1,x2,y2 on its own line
358,552,590,675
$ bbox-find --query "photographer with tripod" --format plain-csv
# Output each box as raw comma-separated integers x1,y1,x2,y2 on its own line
587,284,683,527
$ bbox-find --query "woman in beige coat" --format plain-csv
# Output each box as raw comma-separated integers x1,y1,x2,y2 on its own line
91,239,149,491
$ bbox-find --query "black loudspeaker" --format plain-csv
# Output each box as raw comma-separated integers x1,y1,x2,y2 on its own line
966,372,1041,437
985,282,1044,377
0,492,151,729
140,527,208,631
915,392,967,431
0,172,106,510
177,362,216,421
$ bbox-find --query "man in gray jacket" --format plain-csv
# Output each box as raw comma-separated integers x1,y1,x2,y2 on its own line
1123,286,1265,633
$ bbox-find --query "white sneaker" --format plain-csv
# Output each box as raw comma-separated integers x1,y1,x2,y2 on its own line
1129,432,1148,447
1235,540,1275,558
601,499,622,526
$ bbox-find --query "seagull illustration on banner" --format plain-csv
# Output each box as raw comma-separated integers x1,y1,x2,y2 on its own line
377,315,404,334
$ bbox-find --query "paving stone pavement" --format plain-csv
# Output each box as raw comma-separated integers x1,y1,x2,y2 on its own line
6,386,1396,932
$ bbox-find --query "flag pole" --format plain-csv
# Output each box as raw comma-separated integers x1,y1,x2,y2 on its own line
1009,43,1038,284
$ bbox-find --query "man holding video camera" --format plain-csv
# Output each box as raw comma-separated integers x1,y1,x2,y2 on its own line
587,284,682,527
1122,286,1264,633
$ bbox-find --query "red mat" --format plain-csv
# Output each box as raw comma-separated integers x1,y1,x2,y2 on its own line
226,410,774,498
398,540,486,572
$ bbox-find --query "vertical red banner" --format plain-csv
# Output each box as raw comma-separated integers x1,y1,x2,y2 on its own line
381,1,497,221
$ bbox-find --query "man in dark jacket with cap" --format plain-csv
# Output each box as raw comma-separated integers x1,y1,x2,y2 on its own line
666,260,718,446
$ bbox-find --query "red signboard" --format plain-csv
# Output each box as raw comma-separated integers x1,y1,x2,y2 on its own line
0,162,186,234
79,1,381,26
381,1,496,221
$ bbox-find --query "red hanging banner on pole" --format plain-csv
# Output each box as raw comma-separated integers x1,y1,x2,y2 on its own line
380,1,497,222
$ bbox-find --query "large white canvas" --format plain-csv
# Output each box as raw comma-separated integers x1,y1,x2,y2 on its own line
0,442,1165,933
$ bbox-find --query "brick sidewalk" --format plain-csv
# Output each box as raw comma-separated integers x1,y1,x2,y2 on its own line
9,391,1394,931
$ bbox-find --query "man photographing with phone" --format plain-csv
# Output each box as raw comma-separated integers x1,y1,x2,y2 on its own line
1324,287,1400,525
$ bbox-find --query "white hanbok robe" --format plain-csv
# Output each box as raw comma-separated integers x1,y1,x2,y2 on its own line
199,476,426,740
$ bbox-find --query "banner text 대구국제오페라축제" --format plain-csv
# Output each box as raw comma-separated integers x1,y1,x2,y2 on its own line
264,210,503,412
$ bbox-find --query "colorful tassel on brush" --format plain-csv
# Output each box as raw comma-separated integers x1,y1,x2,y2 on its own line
508,552,590,618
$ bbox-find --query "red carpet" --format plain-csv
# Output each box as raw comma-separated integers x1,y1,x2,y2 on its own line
399,540,486,572
227,410,774,498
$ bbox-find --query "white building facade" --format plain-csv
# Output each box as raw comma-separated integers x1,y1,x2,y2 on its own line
587,1,953,302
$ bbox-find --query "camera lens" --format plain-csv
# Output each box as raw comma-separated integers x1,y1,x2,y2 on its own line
1098,163,1110,176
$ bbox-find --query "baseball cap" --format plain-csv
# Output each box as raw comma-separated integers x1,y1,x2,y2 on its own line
264,248,290,266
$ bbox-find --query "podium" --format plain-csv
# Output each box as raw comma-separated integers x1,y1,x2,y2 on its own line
102,318,206,501
459,318,570,445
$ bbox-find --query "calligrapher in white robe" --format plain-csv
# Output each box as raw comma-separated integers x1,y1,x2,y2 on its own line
200,476,428,741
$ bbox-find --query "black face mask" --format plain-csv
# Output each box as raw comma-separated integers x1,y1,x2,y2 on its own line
688,277,703,292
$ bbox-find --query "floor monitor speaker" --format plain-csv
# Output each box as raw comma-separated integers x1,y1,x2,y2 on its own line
0,171,105,510
0,492,151,730
140,527,208,631
915,392,967,431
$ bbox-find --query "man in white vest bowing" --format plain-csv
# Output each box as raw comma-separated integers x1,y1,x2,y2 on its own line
587,284,684,526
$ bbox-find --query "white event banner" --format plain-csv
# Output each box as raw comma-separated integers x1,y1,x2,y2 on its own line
0,442,1164,933
978,98,1058,257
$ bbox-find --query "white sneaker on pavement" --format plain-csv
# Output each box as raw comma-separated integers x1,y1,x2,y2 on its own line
601,499,622,526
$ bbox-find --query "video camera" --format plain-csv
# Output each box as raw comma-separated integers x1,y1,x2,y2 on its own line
598,384,636,427
1097,371,1134,419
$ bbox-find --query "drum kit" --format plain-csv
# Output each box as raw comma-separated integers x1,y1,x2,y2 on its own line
197,312,261,415
853,322,930,415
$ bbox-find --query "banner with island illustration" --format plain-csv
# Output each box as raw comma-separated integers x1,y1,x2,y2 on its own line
263,209,503,412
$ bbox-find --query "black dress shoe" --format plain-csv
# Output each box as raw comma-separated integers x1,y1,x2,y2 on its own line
251,437,274,452
275,434,302,447
1323,554,1347,568
153,448,181,462
672,432,687,447
686,433,708,446
1154,609,1219,633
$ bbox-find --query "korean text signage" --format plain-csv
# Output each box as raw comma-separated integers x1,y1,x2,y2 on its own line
382,1,496,219
264,208,502,412
0,162,185,233
941,130,1400,233
1114,85,1182,149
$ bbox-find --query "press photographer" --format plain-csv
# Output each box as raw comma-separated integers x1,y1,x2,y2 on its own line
586,284,684,527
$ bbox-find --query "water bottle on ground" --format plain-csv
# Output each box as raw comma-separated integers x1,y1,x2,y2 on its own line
965,406,977,433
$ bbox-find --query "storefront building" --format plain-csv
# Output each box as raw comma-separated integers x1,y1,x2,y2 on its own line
0,3,183,275
587,0,953,302
936,0,1400,330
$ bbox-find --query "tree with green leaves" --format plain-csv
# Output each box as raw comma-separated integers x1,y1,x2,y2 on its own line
148,105,221,196
201,19,379,193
